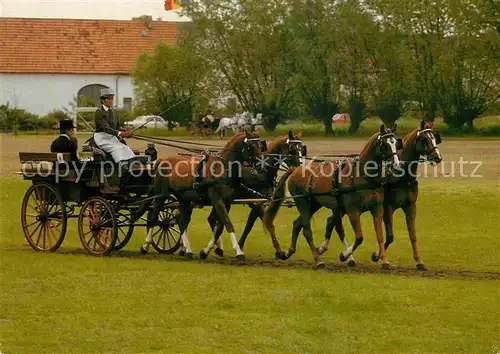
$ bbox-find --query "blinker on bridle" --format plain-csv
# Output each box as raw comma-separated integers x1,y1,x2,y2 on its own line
377,132,398,159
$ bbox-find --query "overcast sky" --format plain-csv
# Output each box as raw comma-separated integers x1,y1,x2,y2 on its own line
1,0,189,21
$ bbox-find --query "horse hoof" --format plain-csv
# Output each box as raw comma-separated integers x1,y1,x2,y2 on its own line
275,251,286,260
371,252,380,263
236,254,246,264
179,250,186,257
199,250,208,260
347,260,357,268
381,263,392,270
416,263,427,271
339,252,347,263
140,247,148,255
185,252,194,260
214,248,224,257
314,261,326,269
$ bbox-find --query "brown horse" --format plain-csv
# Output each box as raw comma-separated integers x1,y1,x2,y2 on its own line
200,130,306,260
374,120,442,269
318,121,443,270
263,125,403,268
136,131,264,261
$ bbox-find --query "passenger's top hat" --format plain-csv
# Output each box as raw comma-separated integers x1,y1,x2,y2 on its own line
100,88,115,99
59,119,76,131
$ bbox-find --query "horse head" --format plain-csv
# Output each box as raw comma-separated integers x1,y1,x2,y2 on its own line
284,130,306,167
222,128,263,166
359,124,403,178
414,120,443,165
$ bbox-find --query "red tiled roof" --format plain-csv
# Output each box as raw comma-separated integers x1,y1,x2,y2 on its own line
0,18,178,74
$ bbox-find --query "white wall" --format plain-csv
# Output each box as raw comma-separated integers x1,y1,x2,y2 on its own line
0,73,135,116
1,0,190,21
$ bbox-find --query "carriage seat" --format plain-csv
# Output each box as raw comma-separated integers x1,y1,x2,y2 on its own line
83,137,151,170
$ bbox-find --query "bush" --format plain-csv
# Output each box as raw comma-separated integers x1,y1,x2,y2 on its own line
0,104,40,133
40,110,70,130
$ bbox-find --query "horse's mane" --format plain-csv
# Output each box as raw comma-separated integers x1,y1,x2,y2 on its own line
358,132,382,161
224,131,247,148
403,128,419,148
266,134,288,153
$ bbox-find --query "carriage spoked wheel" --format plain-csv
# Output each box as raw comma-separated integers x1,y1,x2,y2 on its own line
21,183,67,252
148,204,182,254
114,209,135,251
203,127,213,137
78,197,118,256
187,124,196,136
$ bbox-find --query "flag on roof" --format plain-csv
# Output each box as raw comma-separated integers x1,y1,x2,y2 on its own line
165,0,188,11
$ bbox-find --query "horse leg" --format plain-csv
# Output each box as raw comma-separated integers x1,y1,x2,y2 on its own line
239,205,284,258
372,204,395,263
403,202,425,270
201,205,229,259
340,211,364,262
237,205,257,250
318,212,335,255
371,203,390,269
174,204,194,259
209,193,245,262
285,216,302,259
140,196,166,254
320,210,356,266
290,199,323,268
300,204,324,269
214,204,230,257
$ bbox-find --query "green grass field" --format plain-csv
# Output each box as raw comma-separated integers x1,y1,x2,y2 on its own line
1,136,499,353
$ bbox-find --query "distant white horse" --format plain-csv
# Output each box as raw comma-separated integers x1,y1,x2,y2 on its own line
215,112,265,137
215,116,239,137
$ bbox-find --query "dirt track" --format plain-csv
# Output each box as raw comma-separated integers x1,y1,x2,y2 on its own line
9,245,498,281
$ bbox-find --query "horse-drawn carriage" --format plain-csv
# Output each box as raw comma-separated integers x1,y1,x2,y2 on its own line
187,115,221,138
17,120,443,269
18,141,185,256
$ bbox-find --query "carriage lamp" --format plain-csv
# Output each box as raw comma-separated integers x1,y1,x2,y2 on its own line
145,143,158,162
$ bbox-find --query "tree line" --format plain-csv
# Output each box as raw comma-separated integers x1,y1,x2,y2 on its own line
132,0,499,134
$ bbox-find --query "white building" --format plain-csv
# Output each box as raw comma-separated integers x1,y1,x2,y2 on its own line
0,17,178,116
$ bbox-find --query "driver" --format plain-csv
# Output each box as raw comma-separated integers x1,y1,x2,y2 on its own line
93,88,135,163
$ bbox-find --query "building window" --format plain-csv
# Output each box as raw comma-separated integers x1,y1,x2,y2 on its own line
77,84,109,107
123,97,132,111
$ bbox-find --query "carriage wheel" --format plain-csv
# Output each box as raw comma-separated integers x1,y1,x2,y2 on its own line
114,209,134,251
187,124,196,136
203,128,213,137
78,197,117,256
21,183,67,252
149,204,182,254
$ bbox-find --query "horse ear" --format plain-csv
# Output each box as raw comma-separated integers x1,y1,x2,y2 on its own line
296,130,303,139
420,120,426,130
288,130,293,139
380,124,386,134
392,123,397,133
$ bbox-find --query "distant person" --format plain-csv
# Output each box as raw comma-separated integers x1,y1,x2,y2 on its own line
50,119,82,168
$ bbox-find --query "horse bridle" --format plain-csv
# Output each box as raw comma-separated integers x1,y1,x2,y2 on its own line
415,128,441,158
285,138,306,167
377,132,399,162
242,137,265,164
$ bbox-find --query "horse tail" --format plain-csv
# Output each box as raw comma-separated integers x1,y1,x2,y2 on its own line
215,118,224,133
263,168,295,230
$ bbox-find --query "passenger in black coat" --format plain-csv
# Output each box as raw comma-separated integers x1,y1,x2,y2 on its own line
50,119,82,168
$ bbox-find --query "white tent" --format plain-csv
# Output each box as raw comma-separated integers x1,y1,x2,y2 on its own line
332,113,350,124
